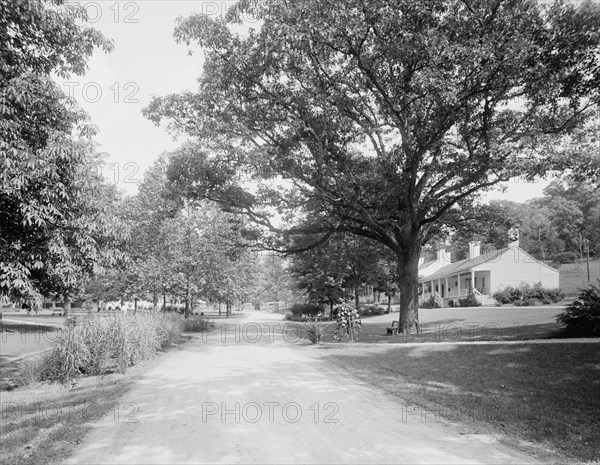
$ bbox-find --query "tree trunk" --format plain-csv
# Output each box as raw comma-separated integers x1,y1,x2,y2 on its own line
134,298,138,315
162,291,166,312
387,294,392,313
329,301,334,319
354,286,360,310
153,292,159,312
396,241,421,334
184,280,191,319
63,295,71,317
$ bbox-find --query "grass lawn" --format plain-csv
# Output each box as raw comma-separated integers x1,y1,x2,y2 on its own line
0,359,154,465
313,306,572,344
321,342,600,463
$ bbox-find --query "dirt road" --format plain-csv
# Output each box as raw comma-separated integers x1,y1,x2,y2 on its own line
66,312,539,464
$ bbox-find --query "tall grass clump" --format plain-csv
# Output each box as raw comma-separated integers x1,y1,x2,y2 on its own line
42,313,195,383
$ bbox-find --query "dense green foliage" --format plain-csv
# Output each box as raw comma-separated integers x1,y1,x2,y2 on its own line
450,179,600,263
556,283,600,336
88,153,260,317
1,0,120,307
289,302,323,318
289,233,397,313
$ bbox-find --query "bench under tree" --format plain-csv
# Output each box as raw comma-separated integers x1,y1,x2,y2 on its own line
386,320,398,335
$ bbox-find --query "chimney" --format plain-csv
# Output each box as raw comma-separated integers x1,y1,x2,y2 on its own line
436,248,450,264
508,227,520,248
468,241,481,260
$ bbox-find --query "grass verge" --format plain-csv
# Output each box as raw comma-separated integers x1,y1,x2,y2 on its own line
0,356,161,465
321,342,600,463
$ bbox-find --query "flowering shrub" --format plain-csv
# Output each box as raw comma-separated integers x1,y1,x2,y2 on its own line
333,302,361,342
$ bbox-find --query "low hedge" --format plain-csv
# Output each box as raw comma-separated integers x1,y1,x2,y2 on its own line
493,282,564,305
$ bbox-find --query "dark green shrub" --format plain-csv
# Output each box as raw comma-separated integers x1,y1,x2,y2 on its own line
556,283,600,336
304,317,323,344
359,304,385,316
182,317,213,332
458,288,481,307
284,311,293,321
493,285,521,304
419,296,440,309
163,304,183,313
290,302,322,318
493,283,563,305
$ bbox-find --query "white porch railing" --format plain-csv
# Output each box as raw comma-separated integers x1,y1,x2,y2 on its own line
421,288,484,306
446,287,484,305
472,288,483,305
447,289,469,298
419,292,432,303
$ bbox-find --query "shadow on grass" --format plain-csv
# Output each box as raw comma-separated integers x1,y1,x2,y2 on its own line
325,342,600,463
1,374,138,465
355,321,567,343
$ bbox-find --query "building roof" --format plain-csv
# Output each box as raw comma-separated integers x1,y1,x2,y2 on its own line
422,250,502,281
418,259,437,273
421,246,558,282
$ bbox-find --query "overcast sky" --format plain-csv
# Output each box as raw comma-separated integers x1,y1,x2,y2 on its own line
62,0,550,201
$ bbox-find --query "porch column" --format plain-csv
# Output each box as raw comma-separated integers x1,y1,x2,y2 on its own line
457,274,461,295
445,276,448,297
470,269,475,289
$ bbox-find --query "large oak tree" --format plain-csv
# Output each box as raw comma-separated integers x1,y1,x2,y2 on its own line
145,0,600,332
